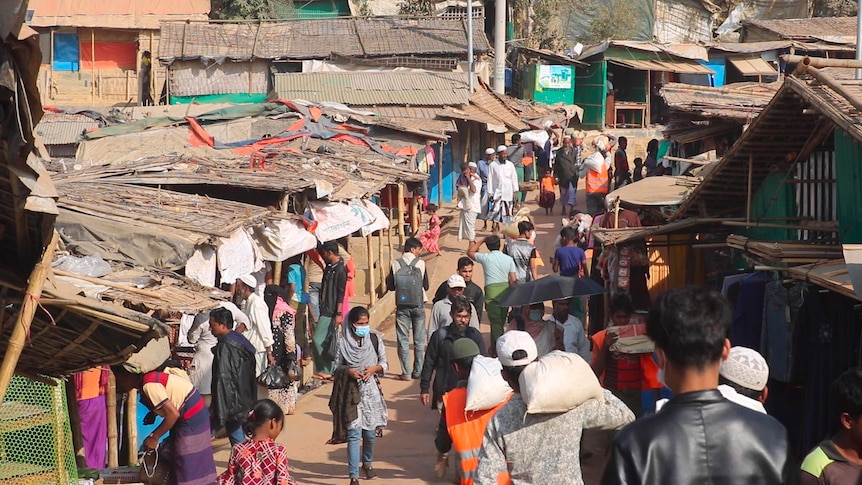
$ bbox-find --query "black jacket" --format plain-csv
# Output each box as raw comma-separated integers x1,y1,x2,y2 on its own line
601,389,793,485
211,331,257,428
420,324,484,409
327,366,360,444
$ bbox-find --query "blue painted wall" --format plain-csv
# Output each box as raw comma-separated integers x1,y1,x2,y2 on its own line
428,142,454,204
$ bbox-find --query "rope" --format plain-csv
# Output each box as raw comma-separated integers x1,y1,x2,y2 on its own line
23,292,56,342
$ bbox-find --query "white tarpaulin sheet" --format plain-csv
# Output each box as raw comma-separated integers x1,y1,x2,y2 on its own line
217,229,257,284
186,245,217,287
311,200,376,242
249,219,318,261
360,200,390,237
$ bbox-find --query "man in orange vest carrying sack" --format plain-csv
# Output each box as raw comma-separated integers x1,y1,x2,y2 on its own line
443,338,511,485
580,135,612,216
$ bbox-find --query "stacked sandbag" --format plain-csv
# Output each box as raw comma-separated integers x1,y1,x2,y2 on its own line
465,356,513,412
519,350,604,414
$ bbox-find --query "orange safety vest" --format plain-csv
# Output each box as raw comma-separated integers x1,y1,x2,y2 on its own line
585,161,609,195
443,388,512,485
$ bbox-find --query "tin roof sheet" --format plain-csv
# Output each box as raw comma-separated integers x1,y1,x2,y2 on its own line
35,114,100,146
273,72,470,106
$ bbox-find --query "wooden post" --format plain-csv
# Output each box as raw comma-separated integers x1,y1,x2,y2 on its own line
366,234,377,306
65,379,86,468
645,70,651,127
437,142,444,207
397,183,406,247
410,196,420,235
746,152,753,222
272,193,289,285
377,227,385,294
463,124,472,165
126,389,138,465
106,370,119,468
0,231,59,403
149,31,156,99
91,29,96,105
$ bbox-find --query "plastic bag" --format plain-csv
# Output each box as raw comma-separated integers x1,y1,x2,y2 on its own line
258,365,290,389
53,254,112,277
322,330,339,362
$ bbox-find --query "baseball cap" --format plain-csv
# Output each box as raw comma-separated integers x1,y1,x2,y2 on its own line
720,347,769,391
496,330,538,367
485,147,496,155
447,274,467,288
237,274,257,289
497,145,508,153
451,338,480,360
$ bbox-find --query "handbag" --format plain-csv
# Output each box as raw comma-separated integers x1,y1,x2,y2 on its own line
258,365,290,389
139,441,171,485
322,329,339,361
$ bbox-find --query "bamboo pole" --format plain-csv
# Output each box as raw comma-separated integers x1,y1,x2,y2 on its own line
0,231,59,403
410,196,420,235
366,234,377,306
377,227,384,295
127,389,138,465
91,29,96,105
782,55,862,69
746,152,753,222
65,379,86,468
106,370,118,467
272,193,289,285
397,183,406,247
52,269,165,299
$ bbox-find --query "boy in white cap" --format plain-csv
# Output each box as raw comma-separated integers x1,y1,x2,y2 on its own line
487,145,520,230
476,331,634,485
427,275,480,336
719,346,769,414
478,148,495,230
235,274,275,396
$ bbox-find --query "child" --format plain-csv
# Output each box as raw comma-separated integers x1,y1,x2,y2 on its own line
553,226,587,278
538,167,556,215
218,399,296,485
419,204,442,256
632,157,644,182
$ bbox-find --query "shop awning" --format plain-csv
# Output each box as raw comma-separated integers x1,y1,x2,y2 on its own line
728,56,777,77
608,58,714,75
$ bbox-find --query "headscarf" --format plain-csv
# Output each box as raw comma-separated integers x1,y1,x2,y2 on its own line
263,284,294,321
339,320,378,370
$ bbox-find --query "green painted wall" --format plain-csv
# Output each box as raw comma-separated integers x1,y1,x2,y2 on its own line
835,130,862,243
743,171,797,241
522,64,576,105
574,61,606,130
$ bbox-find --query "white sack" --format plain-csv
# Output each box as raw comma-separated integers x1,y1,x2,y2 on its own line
520,350,604,414
465,356,513,412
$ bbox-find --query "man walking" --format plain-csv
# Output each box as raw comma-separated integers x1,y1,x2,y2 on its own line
420,297,485,479
580,136,611,216
313,241,347,379
508,134,526,204
432,256,485,322
476,331,634,484
554,134,579,216
457,162,481,243
386,237,430,380
602,286,792,484
209,307,257,446
546,298,590,363
487,145,520,230
428,275,480,335
235,274,275,382
467,235,516,349
613,136,631,189
505,221,539,284
478,148,495,230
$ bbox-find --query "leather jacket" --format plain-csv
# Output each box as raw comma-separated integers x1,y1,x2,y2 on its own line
210,331,257,428
602,389,793,485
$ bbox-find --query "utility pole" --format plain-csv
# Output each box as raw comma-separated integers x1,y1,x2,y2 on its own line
493,0,505,93
856,13,862,79
467,0,474,92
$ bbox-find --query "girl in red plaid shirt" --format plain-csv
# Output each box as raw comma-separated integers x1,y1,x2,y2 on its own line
218,399,296,485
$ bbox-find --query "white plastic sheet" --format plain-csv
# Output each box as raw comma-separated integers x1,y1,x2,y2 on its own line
249,219,318,262
217,229,257,284
185,245,217,287
310,200,376,242
360,200,390,237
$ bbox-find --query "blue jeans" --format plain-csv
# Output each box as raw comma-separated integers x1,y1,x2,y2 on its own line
395,305,426,376
308,282,322,320
226,418,246,446
347,427,376,478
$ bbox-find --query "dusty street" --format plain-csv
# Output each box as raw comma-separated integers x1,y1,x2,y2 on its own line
214,188,613,484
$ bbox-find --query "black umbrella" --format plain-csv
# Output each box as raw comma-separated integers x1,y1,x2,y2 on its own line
497,275,605,307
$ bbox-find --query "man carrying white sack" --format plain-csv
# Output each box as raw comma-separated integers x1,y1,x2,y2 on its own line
475,331,635,485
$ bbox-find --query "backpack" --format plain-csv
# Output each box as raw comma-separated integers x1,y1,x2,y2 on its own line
394,257,424,307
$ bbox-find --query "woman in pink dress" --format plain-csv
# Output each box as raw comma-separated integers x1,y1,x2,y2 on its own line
418,204,442,255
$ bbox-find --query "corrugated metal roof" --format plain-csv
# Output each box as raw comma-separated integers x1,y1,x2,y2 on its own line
159,18,490,62
608,58,714,75
35,114,100,146
273,72,470,106
707,41,792,53
357,106,457,134
728,56,776,76
744,17,858,42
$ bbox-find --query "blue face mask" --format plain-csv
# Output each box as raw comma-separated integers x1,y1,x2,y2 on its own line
529,310,544,322
353,325,370,338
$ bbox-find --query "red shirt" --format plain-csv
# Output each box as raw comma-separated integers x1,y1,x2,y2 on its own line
218,439,295,485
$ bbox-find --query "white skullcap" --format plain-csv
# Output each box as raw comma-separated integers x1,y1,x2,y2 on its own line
497,145,508,153
237,274,257,290
485,147,496,155
720,347,769,391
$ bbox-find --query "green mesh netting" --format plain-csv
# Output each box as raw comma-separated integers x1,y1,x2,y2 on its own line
0,375,78,484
